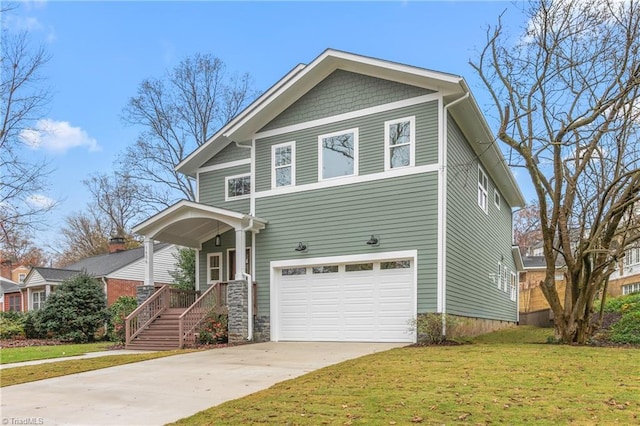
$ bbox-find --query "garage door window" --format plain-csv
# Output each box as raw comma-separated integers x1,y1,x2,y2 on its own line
312,265,339,273
282,267,306,276
345,263,373,272
381,260,411,269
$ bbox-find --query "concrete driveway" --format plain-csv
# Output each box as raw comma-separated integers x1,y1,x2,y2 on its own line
1,342,404,426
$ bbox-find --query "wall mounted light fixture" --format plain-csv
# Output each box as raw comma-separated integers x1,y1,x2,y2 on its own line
295,242,307,252
366,235,379,246
214,221,222,247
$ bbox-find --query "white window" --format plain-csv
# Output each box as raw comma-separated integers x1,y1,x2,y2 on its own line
225,174,251,201
384,116,415,170
478,166,488,213
318,128,358,180
510,272,517,301
18,273,26,283
503,266,509,292
622,283,640,295
32,291,46,311
272,142,295,188
497,262,502,289
207,253,222,283
494,190,501,210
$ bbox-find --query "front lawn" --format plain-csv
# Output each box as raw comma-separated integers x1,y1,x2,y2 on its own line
172,327,640,425
0,341,112,364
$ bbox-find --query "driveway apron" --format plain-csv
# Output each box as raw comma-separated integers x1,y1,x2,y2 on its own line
1,342,403,426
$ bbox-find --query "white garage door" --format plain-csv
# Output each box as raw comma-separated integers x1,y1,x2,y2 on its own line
276,259,415,342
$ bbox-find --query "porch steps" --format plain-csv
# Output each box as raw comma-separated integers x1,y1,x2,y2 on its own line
126,308,185,351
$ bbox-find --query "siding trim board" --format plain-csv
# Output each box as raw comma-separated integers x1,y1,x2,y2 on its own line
198,158,251,174
255,93,440,140
255,164,438,199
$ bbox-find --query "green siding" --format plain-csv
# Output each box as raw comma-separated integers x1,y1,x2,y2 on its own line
202,141,251,167
255,101,439,192
198,164,250,213
198,232,253,291
254,173,439,316
445,116,517,322
261,70,433,131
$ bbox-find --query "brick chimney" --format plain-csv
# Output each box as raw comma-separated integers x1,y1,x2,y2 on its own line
108,237,126,253
0,259,12,279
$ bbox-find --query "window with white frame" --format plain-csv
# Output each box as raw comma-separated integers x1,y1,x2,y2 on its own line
32,290,46,311
478,166,489,213
622,283,640,295
385,116,415,170
18,273,26,283
494,189,501,210
624,246,640,267
319,128,358,180
272,142,295,188
503,265,509,292
207,253,222,283
497,262,502,289
510,272,517,301
225,174,251,200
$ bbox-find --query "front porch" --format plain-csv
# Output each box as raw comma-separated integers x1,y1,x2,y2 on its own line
129,200,267,348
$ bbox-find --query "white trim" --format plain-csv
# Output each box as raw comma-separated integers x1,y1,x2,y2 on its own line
494,189,501,210
224,173,252,201
257,164,438,198
437,97,446,313
255,93,440,140
197,158,251,174
318,127,359,181
271,141,296,189
250,139,256,215
384,116,416,171
269,249,418,342
207,252,223,284
195,249,200,291
478,165,489,214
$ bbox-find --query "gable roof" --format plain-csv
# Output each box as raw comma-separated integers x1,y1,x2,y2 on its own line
65,243,172,277
28,267,79,283
176,49,524,208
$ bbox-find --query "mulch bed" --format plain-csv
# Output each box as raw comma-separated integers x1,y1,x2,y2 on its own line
0,338,67,348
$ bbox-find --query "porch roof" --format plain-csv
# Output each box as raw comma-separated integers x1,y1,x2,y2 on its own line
132,200,267,249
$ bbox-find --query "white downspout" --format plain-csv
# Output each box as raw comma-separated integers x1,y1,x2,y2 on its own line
440,91,470,337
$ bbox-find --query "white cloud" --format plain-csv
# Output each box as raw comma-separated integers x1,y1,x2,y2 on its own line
20,119,101,154
26,193,56,209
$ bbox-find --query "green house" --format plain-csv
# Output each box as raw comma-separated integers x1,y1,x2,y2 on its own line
133,49,525,344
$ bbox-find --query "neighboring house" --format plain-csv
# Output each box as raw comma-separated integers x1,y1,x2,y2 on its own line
0,276,23,312
133,49,525,344
605,244,640,296
22,240,180,310
518,256,566,326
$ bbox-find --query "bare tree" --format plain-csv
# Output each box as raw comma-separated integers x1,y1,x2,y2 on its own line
120,53,255,209
513,203,543,256
472,0,640,343
0,228,47,267
55,211,110,266
83,173,147,237
0,6,55,249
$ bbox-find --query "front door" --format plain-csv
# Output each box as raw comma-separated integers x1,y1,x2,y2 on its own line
228,248,251,281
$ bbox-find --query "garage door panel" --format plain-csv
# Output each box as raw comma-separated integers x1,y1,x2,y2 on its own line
277,259,414,342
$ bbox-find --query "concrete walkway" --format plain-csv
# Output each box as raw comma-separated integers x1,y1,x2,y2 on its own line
0,350,155,370
0,342,404,425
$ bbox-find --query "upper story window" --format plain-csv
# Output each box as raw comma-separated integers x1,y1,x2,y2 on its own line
18,273,26,283
272,142,295,188
225,174,251,201
494,189,501,210
478,166,489,213
384,116,415,170
624,246,640,267
318,128,358,180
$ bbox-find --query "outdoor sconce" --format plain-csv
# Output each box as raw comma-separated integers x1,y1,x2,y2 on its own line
295,242,307,252
214,234,222,247
366,235,379,246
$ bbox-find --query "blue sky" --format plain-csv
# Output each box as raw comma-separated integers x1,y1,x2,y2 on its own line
7,1,531,252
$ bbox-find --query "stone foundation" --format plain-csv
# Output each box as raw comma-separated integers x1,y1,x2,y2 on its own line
227,280,248,344
136,285,156,305
253,315,271,342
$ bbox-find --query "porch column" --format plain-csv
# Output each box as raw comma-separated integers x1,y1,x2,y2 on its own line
235,228,246,280
144,236,154,287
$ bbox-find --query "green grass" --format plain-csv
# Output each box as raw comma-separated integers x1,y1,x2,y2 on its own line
0,342,113,364
171,327,640,425
0,350,198,387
